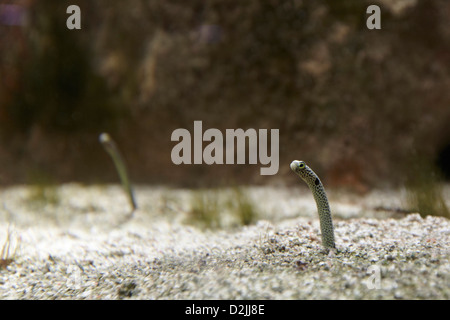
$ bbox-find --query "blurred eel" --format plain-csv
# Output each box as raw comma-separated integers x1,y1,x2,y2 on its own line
99,132,137,213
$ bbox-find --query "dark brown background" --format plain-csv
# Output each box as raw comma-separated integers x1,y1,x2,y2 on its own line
1,0,449,189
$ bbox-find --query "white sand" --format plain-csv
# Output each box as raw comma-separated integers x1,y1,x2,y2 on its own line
0,184,448,299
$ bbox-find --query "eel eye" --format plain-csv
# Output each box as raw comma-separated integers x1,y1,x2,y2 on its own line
298,162,305,169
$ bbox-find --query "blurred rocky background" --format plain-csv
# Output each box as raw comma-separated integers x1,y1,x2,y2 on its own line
0,0,449,191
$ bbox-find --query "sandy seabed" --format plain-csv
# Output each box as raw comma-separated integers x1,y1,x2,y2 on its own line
0,184,449,299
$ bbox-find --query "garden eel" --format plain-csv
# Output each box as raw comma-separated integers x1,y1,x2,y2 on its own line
99,133,137,213
290,160,336,249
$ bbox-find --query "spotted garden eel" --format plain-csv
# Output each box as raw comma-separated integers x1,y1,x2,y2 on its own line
99,133,137,213
290,160,336,249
